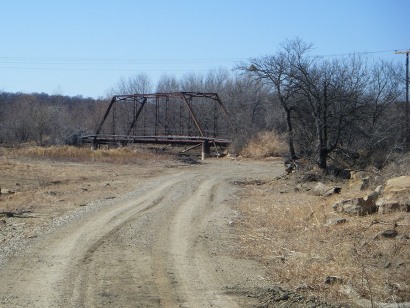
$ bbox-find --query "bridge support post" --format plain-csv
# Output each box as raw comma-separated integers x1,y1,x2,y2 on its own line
201,141,210,160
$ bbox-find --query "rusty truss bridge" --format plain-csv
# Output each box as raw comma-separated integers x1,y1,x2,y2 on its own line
81,92,233,158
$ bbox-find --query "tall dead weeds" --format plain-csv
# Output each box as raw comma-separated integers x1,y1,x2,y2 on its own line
240,131,288,159
1,145,172,164
234,175,410,306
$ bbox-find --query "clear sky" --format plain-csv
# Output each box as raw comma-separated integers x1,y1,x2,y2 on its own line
0,0,408,98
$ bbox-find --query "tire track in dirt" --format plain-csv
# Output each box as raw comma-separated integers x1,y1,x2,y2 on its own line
0,160,284,307
0,172,187,307
66,175,193,307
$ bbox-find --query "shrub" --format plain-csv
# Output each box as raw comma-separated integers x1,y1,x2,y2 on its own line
240,131,287,158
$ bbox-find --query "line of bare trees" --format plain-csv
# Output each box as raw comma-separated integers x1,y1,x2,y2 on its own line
238,38,405,170
0,39,406,170
0,92,106,146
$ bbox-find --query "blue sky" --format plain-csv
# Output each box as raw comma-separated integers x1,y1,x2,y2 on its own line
0,0,408,98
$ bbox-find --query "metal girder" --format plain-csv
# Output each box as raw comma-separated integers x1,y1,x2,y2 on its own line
87,92,233,149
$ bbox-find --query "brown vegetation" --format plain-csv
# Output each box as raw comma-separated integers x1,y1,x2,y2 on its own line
1,143,408,306
0,145,173,216
240,131,288,159
234,159,410,307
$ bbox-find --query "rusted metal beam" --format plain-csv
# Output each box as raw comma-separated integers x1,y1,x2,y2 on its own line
182,93,205,137
87,92,234,152
126,97,147,135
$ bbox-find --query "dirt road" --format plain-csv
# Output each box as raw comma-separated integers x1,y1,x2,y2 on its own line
0,159,283,307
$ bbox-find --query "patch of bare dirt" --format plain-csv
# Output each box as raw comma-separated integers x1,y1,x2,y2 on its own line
0,154,173,246
6,149,404,307
2,153,319,307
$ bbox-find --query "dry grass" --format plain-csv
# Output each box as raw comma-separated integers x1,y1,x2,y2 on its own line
240,131,288,159
0,145,173,164
0,145,174,216
234,176,410,306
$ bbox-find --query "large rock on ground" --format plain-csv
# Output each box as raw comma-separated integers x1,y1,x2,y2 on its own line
384,176,410,198
376,176,410,214
349,170,372,190
312,182,341,197
333,194,378,216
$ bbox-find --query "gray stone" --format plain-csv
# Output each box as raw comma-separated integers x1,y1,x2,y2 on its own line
374,229,398,239
333,196,377,216
360,178,370,190
381,229,398,238
367,191,380,202
0,189,15,195
374,185,383,194
324,218,348,226
324,276,343,285
377,199,410,214
375,176,410,215
313,182,341,197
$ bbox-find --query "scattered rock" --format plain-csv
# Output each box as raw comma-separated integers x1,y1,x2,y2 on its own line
324,218,348,226
375,176,410,214
0,189,16,195
366,190,380,202
334,175,409,216
260,286,335,307
384,176,410,196
46,191,58,196
349,170,372,190
324,276,343,285
380,229,398,238
332,196,377,216
360,178,370,190
377,199,410,214
374,229,398,239
312,182,341,197
374,185,383,194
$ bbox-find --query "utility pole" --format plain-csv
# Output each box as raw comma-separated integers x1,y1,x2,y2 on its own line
396,50,410,148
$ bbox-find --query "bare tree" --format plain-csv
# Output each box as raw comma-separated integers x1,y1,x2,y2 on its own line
156,74,180,92
107,73,153,96
238,38,314,159
362,60,402,150
291,54,372,169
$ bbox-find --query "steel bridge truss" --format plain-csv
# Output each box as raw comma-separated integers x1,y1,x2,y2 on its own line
81,92,232,158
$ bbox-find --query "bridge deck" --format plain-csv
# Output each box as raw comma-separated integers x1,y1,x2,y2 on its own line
81,135,231,146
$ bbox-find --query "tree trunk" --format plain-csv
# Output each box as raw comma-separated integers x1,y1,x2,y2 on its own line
285,107,297,159
316,116,328,170
318,147,328,170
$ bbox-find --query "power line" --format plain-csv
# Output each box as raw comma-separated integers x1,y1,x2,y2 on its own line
0,56,242,72
0,56,244,65
0,49,407,72
316,49,401,58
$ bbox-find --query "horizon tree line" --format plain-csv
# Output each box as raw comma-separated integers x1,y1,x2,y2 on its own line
0,39,407,171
